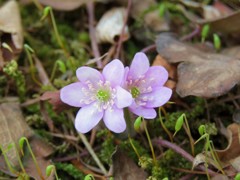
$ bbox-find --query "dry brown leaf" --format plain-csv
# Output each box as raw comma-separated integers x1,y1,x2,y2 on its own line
216,123,240,162
152,55,177,90
0,97,33,166
112,148,148,180
96,8,130,44
156,33,240,98
0,0,23,64
0,98,54,179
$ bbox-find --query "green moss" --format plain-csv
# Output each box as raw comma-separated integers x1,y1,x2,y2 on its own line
55,162,85,179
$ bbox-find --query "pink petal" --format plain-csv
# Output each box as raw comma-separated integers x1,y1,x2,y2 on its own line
142,66,168,88
102,60,124,87
143,87,172,108
103,107,126,133
60,82,88,107
75,104,103,133
129,102,156,119
115,86,133,108
76,66,103,84
128,52,149,79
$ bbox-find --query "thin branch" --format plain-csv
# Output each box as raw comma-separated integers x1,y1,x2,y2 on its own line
153,138,217,177
114,0,132,59
86,2,102,69
140,44,156,53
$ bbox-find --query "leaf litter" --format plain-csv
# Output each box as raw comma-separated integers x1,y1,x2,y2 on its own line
1,0,240,179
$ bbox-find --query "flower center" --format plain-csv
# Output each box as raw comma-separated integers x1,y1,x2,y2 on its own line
131,86,140,98
97,89,111,102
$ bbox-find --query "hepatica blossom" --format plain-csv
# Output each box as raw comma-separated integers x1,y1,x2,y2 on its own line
60,60,132,133
124,52,172,119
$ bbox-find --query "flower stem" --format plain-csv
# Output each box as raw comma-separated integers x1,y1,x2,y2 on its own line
78,133,107,175
24,44,42,86
19,137,44,180
48,7,69,58
143,120,156,165
159,107,173,142
128,135,141,159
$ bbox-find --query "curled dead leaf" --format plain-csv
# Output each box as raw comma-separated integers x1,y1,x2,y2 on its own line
0,0,23,65
96,8,130,44
156,33,240,98
0,97,33,166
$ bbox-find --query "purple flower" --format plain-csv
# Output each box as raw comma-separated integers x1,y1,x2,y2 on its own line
60,60,132,133
124,52,172,119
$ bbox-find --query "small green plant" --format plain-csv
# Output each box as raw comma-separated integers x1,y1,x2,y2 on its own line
201,24,210,42
46,165,59,180
195,125,225,177
213,33,221,51
84,174,95,180
40,6,69,57
173,113,195,155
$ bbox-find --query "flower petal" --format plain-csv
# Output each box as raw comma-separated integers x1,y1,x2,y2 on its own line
102,59,124,87
142,66,168,88
60,82,88,107
129,102,156,119
128,52,149,79
115,86,133,108
76,66,103,84
103,107,126,133
75,104,103,133
143,87,172,108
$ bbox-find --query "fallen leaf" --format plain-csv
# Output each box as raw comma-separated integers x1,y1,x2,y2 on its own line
112,148,148,180
152,55,177,90
0,0,23,63
0,97,54,179
156,33,240,97
0,97,33,167
96,8,130,44
216,123,240,163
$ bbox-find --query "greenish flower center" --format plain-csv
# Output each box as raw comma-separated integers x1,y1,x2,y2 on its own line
131,86,140,98
97,89,111,102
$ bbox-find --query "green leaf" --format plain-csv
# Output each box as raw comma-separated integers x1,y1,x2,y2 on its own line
134,116,142,132
41,6,51,21
213,33,221,51
159,3,166,17
56,60,66,73
198,125,206,136
84,174,95,180
235,173,240,180
46,165,55,177
173,114,185,137
201,24,210,42
19,137,27,155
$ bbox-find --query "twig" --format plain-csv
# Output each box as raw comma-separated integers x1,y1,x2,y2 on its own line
114,0,132,59
86,2,102,69
180,25,200,41
78,133,108,175
140,44,156,53
153,138,217,176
